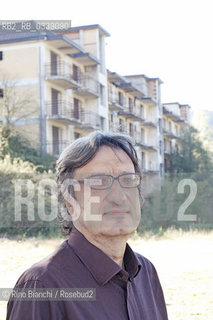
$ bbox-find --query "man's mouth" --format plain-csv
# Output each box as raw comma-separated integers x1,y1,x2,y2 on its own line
104,210,130,216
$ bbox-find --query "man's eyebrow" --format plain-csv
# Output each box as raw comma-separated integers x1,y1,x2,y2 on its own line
83,171,135,177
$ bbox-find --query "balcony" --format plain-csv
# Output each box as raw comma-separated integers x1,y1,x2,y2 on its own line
45,61,81,89
142,169,159,175
141,120,158,128
75,75,99,98
118,105,144,121
108,94,124,112
163,128,179,139
109,122,128,134
138,97,157,108
135,139,158,151
46,140,69,155
46,100,83,125
164,148,171,156
163,106,181,121
76,111,102,131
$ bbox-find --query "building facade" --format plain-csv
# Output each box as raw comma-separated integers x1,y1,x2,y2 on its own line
0,22,190,193
163,102,190,173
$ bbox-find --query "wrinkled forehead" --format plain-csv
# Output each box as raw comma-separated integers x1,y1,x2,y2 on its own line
73,146,135,179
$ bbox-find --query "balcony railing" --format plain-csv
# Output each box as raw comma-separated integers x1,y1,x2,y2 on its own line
45,61,81,89
46,101,101,130
109,122,128,134
75,75,99,98
46,100,83,123
46,140,70,155
118,105,144,121
141,120,158,128
80,111,101,130
108,93,124,111
163,128,179,139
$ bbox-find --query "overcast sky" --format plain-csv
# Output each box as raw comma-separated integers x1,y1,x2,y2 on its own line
2,0,213,112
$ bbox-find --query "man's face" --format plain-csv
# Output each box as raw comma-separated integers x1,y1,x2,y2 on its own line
68,146,141,238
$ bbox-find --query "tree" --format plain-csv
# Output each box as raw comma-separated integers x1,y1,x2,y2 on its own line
191,110,213,155
169,126,213,174
0,74,37,128
0,74,56,171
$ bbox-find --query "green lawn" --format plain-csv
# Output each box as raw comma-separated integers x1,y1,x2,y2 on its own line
1,229,213,320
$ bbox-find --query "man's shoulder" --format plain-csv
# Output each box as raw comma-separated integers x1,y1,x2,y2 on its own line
15,240,71,287
134,251,158,274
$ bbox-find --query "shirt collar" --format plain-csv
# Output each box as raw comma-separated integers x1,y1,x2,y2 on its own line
68,227,141,286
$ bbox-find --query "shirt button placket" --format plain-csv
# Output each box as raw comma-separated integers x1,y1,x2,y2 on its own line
126,280,135,320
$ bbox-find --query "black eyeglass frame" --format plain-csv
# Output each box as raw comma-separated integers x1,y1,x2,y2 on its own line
76,173,142,190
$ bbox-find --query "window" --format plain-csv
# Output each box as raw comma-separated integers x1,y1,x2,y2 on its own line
164,139,167,152
50,51,58,76
141,152,145,170
0,89,3,98
73,98,81,120
118,92,123,106
0,52,3,60
141,128,145,143
73,64,80,82
52,126,60,155
119,118,124,132
159,141,162,155
164,159,168,173
51,88,61,115
100,84,105,105
140,105,144,118
129,98,133,112
158,119,162,133
160,163,163,176
100,117,105,130
74,132,81,140
129,123,133,137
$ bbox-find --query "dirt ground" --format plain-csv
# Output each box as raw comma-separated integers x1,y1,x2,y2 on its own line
0,229,213,320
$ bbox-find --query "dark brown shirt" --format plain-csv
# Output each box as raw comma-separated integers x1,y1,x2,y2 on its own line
7,228,168,320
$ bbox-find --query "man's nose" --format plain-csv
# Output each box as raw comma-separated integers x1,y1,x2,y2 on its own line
106,179,127,204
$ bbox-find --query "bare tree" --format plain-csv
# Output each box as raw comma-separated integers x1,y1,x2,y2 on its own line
0,74,37,129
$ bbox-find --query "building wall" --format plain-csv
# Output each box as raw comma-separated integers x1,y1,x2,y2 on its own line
0,24,189,190
0,44,38,79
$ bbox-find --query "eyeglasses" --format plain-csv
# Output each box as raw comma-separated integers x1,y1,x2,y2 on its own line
77,173,141,190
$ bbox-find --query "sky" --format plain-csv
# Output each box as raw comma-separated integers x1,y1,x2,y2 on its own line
2,0,213,112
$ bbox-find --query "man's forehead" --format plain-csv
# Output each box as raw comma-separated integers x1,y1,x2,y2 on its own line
73,146,134,178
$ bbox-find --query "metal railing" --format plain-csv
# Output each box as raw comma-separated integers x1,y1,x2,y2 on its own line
45,61,81,84
46,100,83,122
46,140,70,155
81,110,101,129
76,75,99,96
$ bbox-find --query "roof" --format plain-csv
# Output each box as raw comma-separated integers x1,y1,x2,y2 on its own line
163,102,191,108
0,29,84,54
125,74,163,84
107,70,127,83
68,24,110,37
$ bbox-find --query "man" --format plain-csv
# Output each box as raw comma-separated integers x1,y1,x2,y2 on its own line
7,131,168,320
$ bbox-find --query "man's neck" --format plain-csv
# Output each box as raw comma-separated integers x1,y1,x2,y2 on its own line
75,227,129,267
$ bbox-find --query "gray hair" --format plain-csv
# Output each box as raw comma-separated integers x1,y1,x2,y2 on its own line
56,131,143,236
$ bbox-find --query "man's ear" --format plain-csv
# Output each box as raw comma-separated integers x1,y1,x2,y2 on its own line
65,200,74,216
64,198,81,222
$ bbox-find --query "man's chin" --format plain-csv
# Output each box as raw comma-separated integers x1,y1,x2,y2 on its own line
101,226,136,237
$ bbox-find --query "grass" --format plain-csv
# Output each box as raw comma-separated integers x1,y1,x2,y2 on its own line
1,229,213,320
